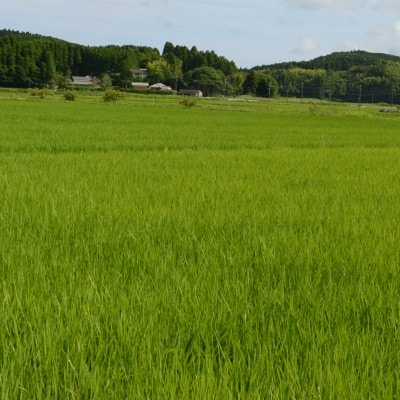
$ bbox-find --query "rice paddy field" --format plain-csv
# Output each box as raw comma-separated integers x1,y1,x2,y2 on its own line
1,90,400,399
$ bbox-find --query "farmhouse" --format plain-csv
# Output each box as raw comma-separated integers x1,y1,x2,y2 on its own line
132,82,149,90
71,76,101,86
148,83,172,92
131,68,148,79
180,89,203,97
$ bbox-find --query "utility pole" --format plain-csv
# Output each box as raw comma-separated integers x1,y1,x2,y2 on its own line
268,82,271,109
391,88,394,109
301,82,304,104
358,85,362,109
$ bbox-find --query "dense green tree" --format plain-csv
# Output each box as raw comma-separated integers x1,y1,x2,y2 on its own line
146,58,174,84
39,49,56,84
162,42,175,57
242,70,278,97
161,44,183,88
185,66,225,96
51,73,70,89
188,46,206,70
100,73,113,89
173,45,192,72
230,71,247,96
118,59,134,88
384,61,400,90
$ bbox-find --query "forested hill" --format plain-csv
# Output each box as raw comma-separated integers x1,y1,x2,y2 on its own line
249,50,400,103
256,50,400,71
0,29,237,93
1,29,400,103
0,29,159,87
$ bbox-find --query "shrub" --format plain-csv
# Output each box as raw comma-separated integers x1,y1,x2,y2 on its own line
64,91,76,101
180,96,198,108
103,89,125,103
30,88,50,99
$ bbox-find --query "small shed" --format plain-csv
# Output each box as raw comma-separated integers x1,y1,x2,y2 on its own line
132,82,149,90
71,76,101,86
131,68,148,79
148,83,172,92
180,89,203,97
71,76,92,85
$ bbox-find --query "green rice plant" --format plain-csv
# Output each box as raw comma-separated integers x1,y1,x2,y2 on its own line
29,88,51,99
1,95,400,398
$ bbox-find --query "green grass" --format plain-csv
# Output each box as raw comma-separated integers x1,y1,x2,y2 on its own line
1,92,400,398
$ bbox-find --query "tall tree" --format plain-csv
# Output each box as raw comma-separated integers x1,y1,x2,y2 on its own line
185,66,225,96
39,49,56,85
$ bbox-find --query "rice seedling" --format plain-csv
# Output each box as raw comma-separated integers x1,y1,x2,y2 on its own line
1,94,400,398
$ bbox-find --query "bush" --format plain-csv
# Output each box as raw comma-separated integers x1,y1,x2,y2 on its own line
30,88,50,99
180,96,198,108
103,89,125,103
64,91,76,101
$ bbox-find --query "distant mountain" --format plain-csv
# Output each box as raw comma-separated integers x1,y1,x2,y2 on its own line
250,50,400,103
256,50,400,71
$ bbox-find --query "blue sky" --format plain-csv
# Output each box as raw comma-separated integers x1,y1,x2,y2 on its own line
2,0,400,68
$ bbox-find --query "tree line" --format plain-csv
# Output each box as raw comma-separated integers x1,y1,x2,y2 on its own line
253,51,400,104
1,29,400,103
0,30,241,94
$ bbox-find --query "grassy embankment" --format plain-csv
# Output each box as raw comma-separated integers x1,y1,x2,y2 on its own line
1,91,400,398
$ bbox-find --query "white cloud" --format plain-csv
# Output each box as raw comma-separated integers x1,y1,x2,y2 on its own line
331,20,400,56
392,21,400,36
294,38,319,54
368,20,400,54
289,0,340,8
287,0,400,11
